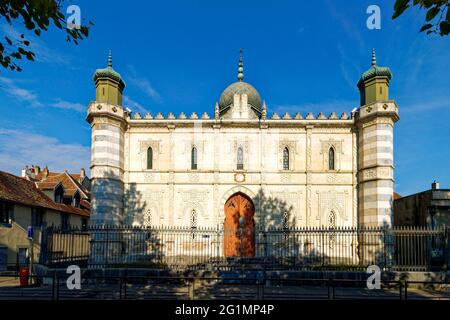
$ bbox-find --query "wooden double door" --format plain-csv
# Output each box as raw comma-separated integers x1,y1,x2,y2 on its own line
224,192,255,257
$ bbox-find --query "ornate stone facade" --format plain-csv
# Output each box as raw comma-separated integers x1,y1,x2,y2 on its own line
87,50,399,228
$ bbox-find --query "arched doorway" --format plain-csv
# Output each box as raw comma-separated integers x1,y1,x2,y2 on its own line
223,192,255,257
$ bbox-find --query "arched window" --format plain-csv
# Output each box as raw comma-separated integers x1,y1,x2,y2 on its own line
144,209,152,227
190,210,197,229
283,147,289,170
147,147,153,169
54,185,64,203
190,210,197,239
328,147,335,170
191,147,197,170
237,147,244,170
328,210,336,249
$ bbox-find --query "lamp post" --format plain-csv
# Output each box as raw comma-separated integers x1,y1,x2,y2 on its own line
239,215,245,258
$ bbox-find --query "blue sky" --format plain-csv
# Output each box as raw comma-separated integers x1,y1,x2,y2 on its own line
0,0,448,195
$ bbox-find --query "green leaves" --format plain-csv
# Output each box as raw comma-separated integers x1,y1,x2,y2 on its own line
426,6,440,21
392,0,450,36
0,0,93,73
420,23,433,31
393,0,411,19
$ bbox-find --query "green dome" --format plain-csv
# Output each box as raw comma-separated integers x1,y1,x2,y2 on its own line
219,81,261,113
93,51,126,90
219,49,261,116
357,49,392,89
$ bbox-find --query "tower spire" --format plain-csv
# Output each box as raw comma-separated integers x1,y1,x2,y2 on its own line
108,50,112,68
371,48,376,66
237,49,244,81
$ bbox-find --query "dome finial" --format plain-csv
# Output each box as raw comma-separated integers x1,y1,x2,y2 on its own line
108,50,113,68
237,49,244,81
371,48,376,66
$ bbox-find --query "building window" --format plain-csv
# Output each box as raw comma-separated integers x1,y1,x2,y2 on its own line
61,214,70,230
73,192,81,208
237,147,244,170
54,185,64,203
328,147,335,171
144,209,152,227
283,147,290,170
328,210,336,249
147,147,153,169
191,147,197,170
190,210,197,239
31,208,44,227
0,201,13,224
81,218,88,230
283,210,289,229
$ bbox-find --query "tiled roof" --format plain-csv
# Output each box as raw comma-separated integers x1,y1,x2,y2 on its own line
35,171,89,198
0,171,89,217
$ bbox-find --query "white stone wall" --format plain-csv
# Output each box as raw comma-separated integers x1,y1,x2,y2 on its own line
123,121,357,229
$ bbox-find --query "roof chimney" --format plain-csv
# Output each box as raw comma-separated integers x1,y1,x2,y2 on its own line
432,181,440,190
33,165,41,175
80,168,86,181
21,166,28,177
43,165,49,179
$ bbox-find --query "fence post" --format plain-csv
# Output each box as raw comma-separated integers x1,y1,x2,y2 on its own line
52,272,56,300
188,278,195,300
257,280,264,300
446,227,449,272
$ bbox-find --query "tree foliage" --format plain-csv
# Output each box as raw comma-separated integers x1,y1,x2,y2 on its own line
393,0,450,36
0,0,93,72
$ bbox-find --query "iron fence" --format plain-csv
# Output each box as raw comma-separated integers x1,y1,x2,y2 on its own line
0,274,448,300
41,225,449,271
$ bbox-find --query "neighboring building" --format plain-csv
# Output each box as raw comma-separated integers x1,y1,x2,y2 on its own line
0,171,90,270
22,165,91,211
394,181,450,227
87,49,399,256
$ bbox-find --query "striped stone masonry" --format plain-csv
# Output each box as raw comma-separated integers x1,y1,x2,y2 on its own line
356,101,399,227
87,101,127,225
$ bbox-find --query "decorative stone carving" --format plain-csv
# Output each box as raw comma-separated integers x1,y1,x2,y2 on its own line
317,112,326,120
270,190,303,222
155,112,164,119
214,102,219,120
271,112,280,120
320,139,343,154
144,172,155,182
317,190,348,222
132,112,141,119
306,112,314,120
188,172,200,182
177,189,210,222
294,112,303,119
167,112,175,119
178,112,187,119
201,112,210,119
280,173,292,183
282,112,291,120
190,112,199,119
328,112,338,119
261,101,267,120
144,112,153,119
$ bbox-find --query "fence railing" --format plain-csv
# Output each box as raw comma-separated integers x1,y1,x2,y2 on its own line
41,225,449,271
0,274,448,300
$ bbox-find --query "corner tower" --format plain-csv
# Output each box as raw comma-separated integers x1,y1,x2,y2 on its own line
87,51,127,225
356,49,399,227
